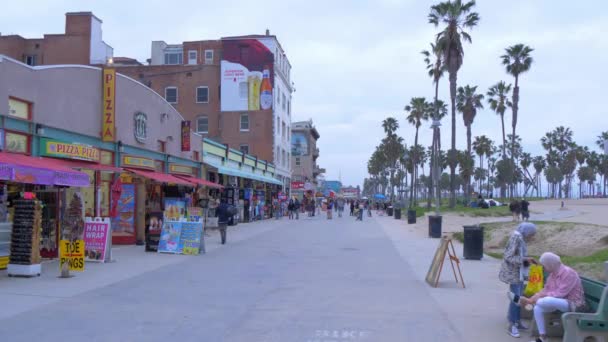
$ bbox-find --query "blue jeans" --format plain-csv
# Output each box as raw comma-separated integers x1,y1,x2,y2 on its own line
508,282,523,324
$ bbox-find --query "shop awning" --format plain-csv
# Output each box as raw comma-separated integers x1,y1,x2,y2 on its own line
41,158,123,172
174,175,224,189
0,152,90,187
204,160,283,186
125,168,194,186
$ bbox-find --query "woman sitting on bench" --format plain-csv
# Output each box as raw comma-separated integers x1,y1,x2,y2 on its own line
512,252,585,342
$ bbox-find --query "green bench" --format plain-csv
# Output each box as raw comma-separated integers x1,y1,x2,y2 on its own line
562,276,608,341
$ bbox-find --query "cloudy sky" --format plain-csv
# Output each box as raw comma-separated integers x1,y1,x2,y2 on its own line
2,0,607,187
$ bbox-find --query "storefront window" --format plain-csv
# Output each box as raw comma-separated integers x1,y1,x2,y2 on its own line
5,132,29,154
100,150,114,165
80,169,95,217
100,173,112,217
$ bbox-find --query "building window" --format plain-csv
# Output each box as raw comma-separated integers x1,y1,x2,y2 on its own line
287,152,290,168
188,50,197,65
282,149,286,167
277,90,281,105
164,52,183,65
196,86,209,103
288,100,291,115
196,116,209,134
282,94,286,110
165,87,178,104
295,157,301,166
157,140,166,153
282,122,286,139
8,97,32,120
239,144,249,154
193,151,199,161
25,55,37,66
276,147,280,165
204,50,214,64
240,113,249,131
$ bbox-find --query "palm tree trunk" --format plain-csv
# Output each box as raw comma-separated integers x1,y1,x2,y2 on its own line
510,76,520,199
449,71,457,208
409,128,419,208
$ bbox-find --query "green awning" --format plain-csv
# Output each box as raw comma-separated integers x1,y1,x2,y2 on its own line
204,160,282,186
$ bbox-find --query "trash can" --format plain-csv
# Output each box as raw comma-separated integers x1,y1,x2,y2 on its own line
387,206,394,216
394,208,401,220
428,215,442,237
407,209,416,224
463,225,484,260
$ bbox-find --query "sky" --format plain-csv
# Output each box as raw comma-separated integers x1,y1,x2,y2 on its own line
2,0,607,188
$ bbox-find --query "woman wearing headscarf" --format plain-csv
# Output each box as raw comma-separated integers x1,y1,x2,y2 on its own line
514,252,585,342
499,222,538,338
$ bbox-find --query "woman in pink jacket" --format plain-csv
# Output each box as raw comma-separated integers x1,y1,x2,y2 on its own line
511,252,585,342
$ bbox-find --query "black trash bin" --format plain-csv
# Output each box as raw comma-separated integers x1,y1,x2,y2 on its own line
407,209,416,224
428,215,442,237
463,225,484,260
387,206,394,216
394,208,401,220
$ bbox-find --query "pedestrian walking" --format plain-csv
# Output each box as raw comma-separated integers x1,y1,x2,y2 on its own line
350,200,355,216
294,198,300,219
216,199,235,245
327,199,333,219
288,198,294,220
520,198,530,221
337,197,345,218
499,222,537,338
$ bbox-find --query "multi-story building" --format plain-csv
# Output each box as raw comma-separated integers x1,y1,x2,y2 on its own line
0,12,113,66
0,12,294,191
117,31,294,190
290,120,324,196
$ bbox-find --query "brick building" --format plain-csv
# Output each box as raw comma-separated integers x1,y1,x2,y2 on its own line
0,12,113,66
117,33,294,190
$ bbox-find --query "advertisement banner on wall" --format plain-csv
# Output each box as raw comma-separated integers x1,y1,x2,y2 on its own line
291,181,304,190
181,121,191,151
291,132,309,156
220,39,274,112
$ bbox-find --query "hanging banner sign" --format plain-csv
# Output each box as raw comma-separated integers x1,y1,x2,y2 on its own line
102,68,116,142
84,217,111,262
59,239,85,271
181,121,191,152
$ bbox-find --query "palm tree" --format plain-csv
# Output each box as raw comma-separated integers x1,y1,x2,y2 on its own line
532,156,546,197
502,43,534,197
405,97,430,207
422,41,447,212
456,85,484,203
486,81,512,158
429,0,480,208
472,135,493,193
382,117,399,137
597,131,608,151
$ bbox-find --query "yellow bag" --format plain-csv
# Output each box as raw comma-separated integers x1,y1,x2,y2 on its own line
524,264,544,297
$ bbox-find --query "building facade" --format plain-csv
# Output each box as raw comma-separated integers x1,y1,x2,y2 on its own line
0,12,113,66
290,120,324,196
118,32,294,191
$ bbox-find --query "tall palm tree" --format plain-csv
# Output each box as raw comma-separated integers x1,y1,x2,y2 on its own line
532,156,546,197
472,135,493,193
405,97,430,207
382,117,399,137
422,41,447,212
456,85,484,202
429,0,480,208
597,131,608,151
502,43,534,197
486,81,512,158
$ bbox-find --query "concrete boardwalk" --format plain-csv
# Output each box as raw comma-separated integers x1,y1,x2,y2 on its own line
0,213,535,341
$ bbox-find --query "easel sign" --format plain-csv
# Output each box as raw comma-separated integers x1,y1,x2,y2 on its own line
425,237,465,288
84,217,112,263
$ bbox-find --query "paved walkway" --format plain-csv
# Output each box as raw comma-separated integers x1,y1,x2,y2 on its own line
0,213,543,341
